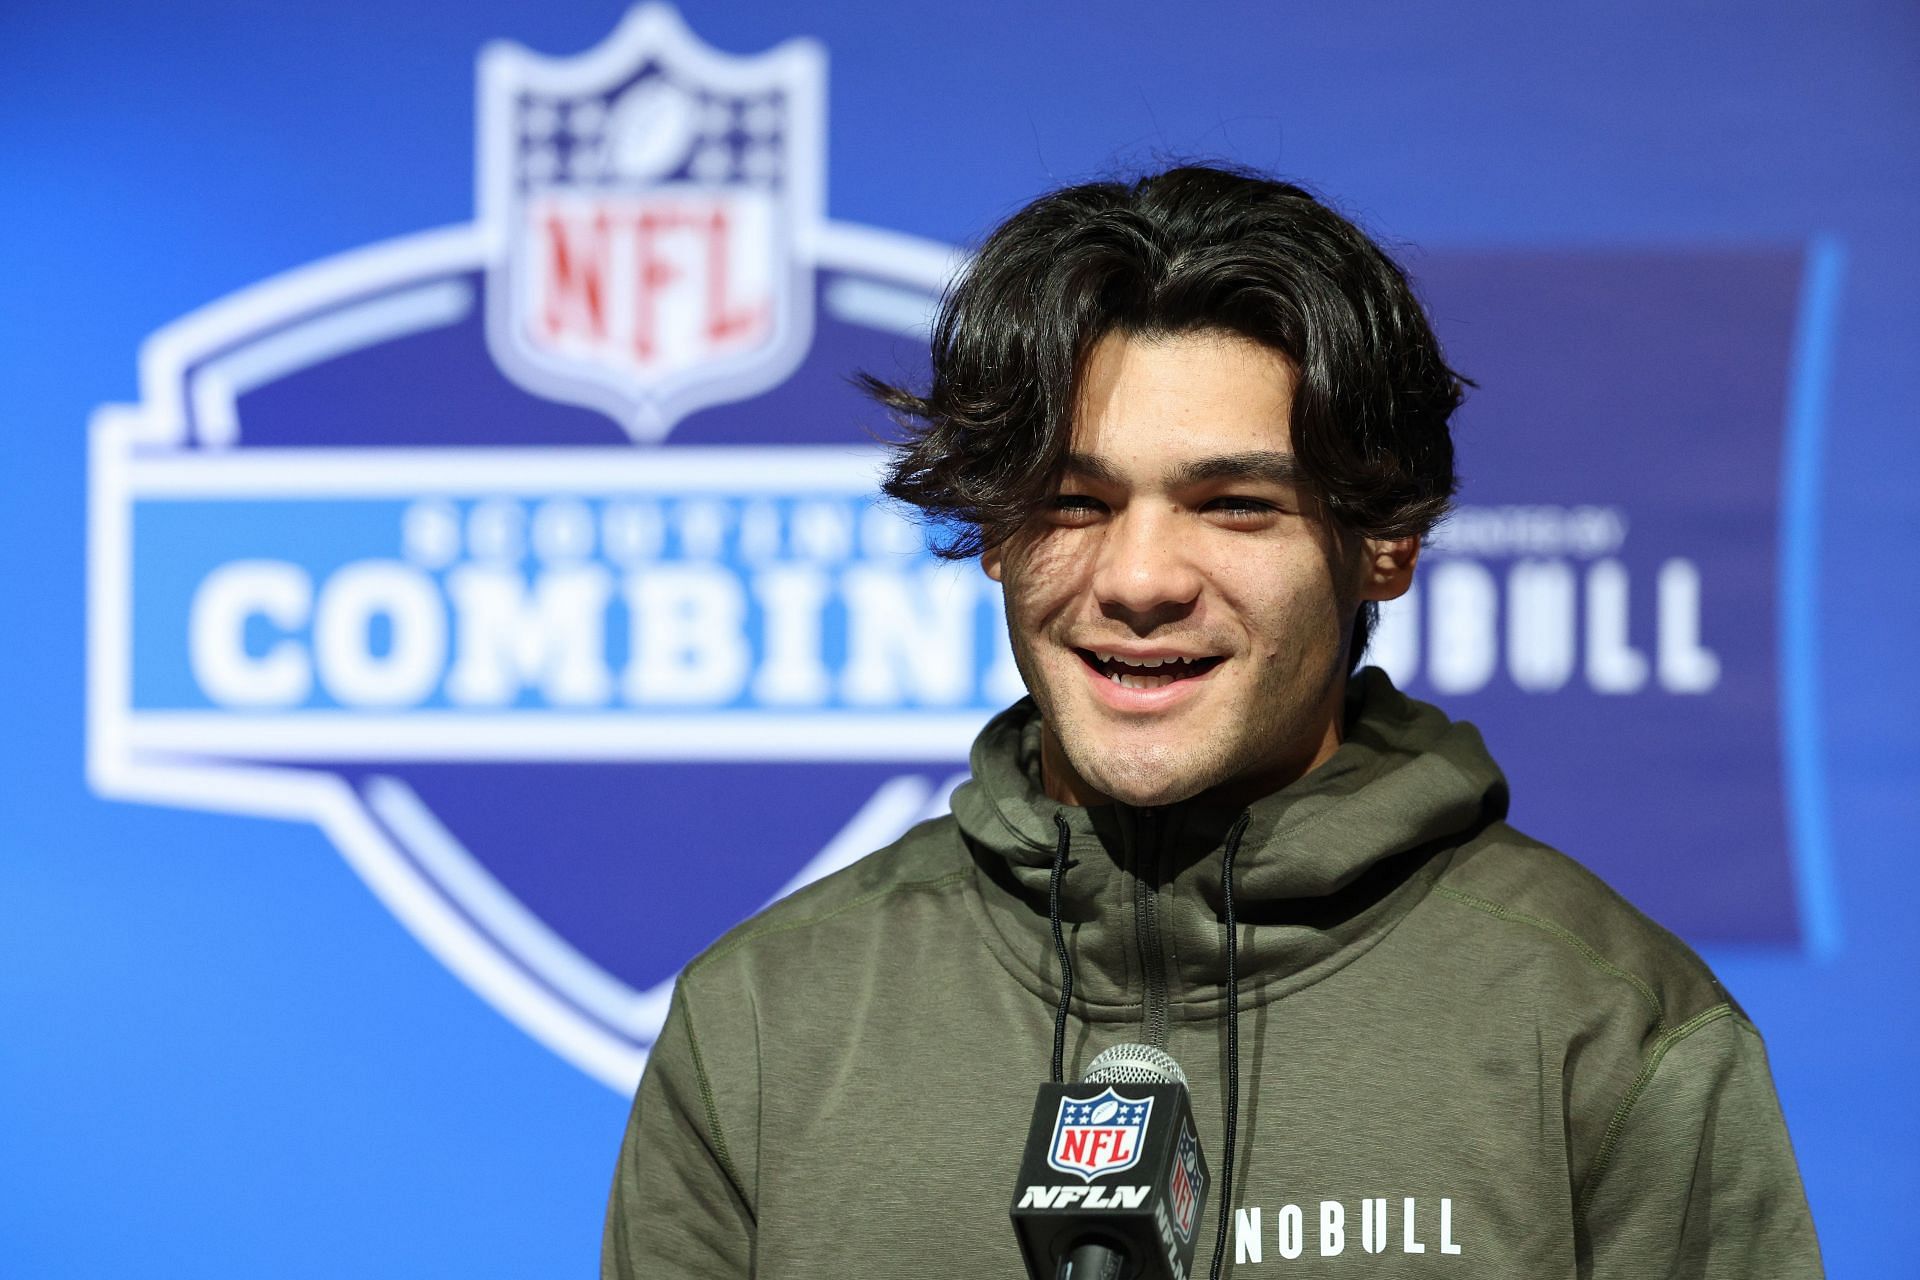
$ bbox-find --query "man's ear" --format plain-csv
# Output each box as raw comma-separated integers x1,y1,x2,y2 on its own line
1358,535,1419,602
982,544,1004,583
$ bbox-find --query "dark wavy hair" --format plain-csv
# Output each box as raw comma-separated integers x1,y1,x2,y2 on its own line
861,164,1467,667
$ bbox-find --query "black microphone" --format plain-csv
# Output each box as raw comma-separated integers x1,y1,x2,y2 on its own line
1010,1044,1211,1280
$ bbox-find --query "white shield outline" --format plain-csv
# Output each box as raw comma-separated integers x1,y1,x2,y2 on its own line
477,5,826,442
1047,1088,1155,1183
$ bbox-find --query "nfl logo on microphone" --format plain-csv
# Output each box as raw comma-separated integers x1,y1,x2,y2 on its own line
1048,1089,1154,1182
1167,1122,1203,1242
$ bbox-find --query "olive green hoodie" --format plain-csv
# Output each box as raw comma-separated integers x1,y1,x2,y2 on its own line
603,670,1821,1277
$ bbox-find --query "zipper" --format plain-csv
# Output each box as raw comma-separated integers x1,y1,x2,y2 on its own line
1133,806,1169,1050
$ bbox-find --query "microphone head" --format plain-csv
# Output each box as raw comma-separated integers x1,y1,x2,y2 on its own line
1082,1043,1188,1087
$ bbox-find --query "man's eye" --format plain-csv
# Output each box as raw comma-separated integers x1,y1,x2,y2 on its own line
1049,495,1106,521
1204,496,1279,519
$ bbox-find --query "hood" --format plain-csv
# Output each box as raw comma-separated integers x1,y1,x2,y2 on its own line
948,667,1510,1022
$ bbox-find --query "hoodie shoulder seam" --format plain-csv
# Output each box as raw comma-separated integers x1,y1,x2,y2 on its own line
675,979,744,1195
688,871,969,975
1576,1003,1738,1219
1432,884,1666,1024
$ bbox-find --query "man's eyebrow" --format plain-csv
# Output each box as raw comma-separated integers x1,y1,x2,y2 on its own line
1059,452,1126,486
1058,450,1309,489
1173,451,1308,487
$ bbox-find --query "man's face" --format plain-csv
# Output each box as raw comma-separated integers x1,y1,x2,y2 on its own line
983,329,1413,808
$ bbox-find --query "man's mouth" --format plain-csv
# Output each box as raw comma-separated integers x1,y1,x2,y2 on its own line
1075,649,1225,690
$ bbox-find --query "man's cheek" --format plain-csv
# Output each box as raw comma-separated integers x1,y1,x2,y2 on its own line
1013,531,1090,591
1008,583,1075,644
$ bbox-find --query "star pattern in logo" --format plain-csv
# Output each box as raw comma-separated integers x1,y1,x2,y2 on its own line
514,75,786,190
1061,1097,1152,1127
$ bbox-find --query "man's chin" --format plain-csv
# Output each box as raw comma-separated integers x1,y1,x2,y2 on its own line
1075,750,1218,810
1101,779,1207,808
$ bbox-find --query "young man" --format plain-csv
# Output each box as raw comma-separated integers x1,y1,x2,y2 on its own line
603,166,1822,1278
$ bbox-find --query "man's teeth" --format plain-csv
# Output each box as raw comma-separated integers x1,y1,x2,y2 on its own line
1089,651,1207,690
1093,652,1185,669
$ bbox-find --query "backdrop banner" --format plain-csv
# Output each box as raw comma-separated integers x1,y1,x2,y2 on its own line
88,7,1831,1096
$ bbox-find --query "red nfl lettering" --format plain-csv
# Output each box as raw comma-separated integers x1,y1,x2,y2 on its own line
1058,1127,1135,1168
529,194,771,369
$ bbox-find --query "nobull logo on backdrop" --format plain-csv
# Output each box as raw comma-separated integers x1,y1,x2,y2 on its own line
87,8,1841,1090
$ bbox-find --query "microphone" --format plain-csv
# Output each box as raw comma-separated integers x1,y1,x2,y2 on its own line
1010,1044,1211,1280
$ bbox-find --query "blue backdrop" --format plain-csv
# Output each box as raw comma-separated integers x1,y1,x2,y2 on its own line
4,2,1916,1275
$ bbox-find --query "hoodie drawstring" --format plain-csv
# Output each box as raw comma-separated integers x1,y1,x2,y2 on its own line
1052,803,1249,1280
1209,810,1251,1280
1048,812,1075,1085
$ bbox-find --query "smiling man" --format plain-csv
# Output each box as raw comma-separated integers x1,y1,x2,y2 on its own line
981,330,1409,812
603,167,1822,1279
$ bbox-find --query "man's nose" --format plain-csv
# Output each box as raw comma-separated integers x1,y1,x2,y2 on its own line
1089,507,1203,627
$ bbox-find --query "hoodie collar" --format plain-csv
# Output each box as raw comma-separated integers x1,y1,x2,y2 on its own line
949,668,1509,1019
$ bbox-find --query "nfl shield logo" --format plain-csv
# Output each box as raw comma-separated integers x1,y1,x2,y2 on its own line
479,6,824,439
1167,1121,1204,1243
1048,1089,1153,1182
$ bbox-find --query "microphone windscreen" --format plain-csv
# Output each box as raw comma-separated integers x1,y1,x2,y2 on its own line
1083,1043,1188,1087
